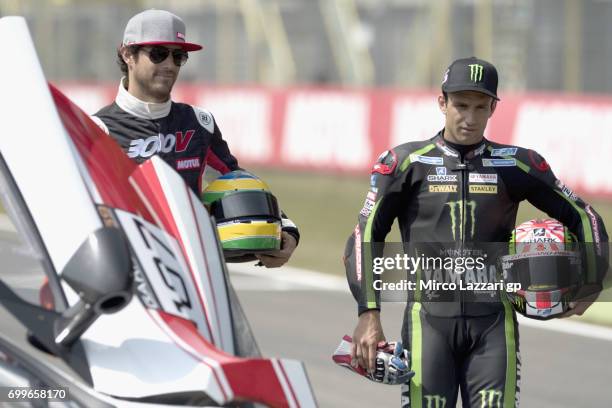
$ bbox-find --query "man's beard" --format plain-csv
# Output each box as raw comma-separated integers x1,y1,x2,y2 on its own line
134,72,176,102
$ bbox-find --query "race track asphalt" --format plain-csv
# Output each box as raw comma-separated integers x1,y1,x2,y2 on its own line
233,277,612,408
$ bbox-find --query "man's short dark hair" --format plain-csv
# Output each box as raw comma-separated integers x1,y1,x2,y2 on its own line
116,45,141,87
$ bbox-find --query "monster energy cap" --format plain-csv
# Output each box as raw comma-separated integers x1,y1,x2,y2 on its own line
122,9,203,51
441,56,499,100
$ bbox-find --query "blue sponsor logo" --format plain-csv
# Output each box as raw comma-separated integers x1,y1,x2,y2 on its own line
370,174,378,187
436,167,447,176
491,148,518,157
482,158,516,167
411,154,444,165
536,308,553,317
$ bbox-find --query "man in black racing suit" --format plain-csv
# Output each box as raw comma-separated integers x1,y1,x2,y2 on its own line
92,9,298,267
344,57,609,407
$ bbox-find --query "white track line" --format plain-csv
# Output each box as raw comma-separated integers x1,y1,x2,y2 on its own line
2,213,611,342
228,262,349,292
517,315,612,342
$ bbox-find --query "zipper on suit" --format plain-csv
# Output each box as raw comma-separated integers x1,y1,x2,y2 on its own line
456,157,469,315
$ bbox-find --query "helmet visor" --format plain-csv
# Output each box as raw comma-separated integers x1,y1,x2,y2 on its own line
501,251,582,291
210,190,280,222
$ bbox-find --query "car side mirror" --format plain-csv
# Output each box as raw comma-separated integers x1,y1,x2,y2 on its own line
54,227,133,347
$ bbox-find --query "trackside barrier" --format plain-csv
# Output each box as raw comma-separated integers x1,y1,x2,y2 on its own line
57,83,612,199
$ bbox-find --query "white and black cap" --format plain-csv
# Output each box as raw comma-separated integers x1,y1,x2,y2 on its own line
122,9,202,51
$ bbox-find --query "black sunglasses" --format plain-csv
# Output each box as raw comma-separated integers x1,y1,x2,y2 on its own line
141,46,189,67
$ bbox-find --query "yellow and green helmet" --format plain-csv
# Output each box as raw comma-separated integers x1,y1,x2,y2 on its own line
202,170,282,260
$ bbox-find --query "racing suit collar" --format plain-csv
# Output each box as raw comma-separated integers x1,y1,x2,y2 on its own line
434,131,488,159
115,77,172,120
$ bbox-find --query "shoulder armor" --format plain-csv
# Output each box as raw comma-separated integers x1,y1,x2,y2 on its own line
192,106,215,133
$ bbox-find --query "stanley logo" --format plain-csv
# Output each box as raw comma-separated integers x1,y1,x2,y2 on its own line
469,185,497,194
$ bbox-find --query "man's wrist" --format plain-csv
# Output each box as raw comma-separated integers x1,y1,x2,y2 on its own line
358,309,381,320
282,227,300,246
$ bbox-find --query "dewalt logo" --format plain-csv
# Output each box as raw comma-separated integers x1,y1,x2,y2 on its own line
469,64,484,82
429,184,457,193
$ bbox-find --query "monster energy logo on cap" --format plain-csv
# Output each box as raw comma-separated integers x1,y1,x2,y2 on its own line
469,64,484,82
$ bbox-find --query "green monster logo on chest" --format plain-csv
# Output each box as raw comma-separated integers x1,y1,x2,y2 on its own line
446,200,477,240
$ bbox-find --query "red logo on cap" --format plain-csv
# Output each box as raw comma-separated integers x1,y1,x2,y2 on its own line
176,32,185,40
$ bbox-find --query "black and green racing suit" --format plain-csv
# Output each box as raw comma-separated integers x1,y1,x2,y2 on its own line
344,131,608,407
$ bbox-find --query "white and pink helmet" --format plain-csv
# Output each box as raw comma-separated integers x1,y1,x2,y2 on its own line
502,218,582,320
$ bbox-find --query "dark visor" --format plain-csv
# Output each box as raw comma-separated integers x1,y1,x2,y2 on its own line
501,253,582,291
210,190,280,222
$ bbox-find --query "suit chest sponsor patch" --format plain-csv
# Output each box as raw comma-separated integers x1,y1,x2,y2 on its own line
176,157,201,170
427,166,457,182
482,158,516,167
429,184,498,194
410,154,444,165
127,130,196,159
469,184,498,194
469,173,497,183
427,175,457,182
490,147,518,156
429,184,457,193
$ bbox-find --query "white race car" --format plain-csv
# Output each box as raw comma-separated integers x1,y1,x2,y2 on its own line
0,16,316,408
